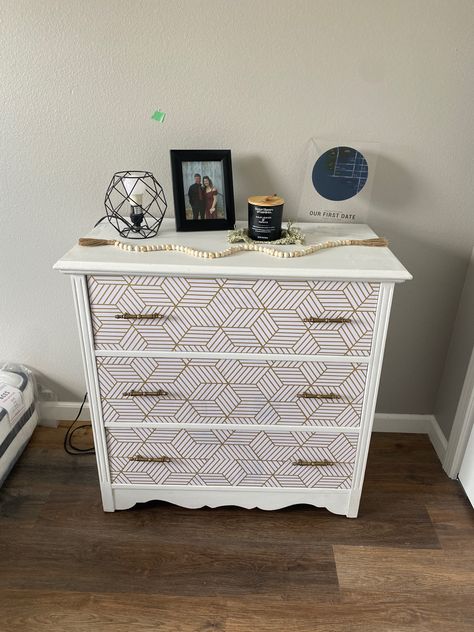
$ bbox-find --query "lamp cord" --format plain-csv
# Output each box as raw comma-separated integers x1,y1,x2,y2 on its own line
93,216,107,227
94,214,130,228
63,392,95,455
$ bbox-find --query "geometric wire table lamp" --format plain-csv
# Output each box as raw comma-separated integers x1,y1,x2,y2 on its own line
104,171,167,239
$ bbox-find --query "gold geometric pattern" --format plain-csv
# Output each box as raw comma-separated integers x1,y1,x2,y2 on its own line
97,357,367,427
88,276,379,356
106,427,359,488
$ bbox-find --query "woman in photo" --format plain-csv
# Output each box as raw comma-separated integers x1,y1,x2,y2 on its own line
203,176,217,219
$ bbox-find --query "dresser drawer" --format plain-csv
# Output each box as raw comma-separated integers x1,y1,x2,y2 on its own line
88,276,379,356
97,356,367,427
106,427,358,488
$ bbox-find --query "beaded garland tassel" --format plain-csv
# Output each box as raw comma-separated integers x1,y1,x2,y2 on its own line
78,236,388,258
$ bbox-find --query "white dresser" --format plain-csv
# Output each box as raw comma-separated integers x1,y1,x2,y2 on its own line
54,219,411,517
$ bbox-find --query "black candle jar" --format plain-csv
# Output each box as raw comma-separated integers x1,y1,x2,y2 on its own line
248,195,285,241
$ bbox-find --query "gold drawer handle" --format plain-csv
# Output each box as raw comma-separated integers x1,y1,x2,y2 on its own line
293,459,335,467
123,389,168,397
115,312,164,320
128,454,172,463
297,392,341,400
303,317,351,324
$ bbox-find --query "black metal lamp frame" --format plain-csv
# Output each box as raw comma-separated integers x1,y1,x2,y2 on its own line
104,171,167,239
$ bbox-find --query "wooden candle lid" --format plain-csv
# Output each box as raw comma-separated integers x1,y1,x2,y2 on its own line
248,195,285,207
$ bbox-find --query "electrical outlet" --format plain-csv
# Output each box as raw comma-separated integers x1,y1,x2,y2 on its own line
39,388,56,402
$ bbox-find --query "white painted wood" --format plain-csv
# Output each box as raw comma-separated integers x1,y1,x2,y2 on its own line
428,416,449,464
443,346,474,478
459,421,474,506
111,486,352,516
57,224,410,515
100,481,116,512
37,413,59,428
348,283,394,517
38,401,85,426
374,413,434,433
71,275,114,510
54,220,412,283
94,349,372,364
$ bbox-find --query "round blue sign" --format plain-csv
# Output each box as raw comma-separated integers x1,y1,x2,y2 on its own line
312,146,368,201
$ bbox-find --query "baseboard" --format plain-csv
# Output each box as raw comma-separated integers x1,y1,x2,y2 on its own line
38,403,448,464
38,401,91,427
427,416,449,464
374,413,448,462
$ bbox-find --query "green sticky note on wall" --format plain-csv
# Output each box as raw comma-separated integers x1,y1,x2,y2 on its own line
151,110,166,122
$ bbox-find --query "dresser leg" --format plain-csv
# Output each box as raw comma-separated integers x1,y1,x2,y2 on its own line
100,482,116,512
346,488,362,518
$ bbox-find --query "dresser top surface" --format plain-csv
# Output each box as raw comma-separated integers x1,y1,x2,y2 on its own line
54,219,411,282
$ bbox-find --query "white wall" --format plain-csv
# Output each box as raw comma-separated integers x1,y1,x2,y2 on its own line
1,0,473,425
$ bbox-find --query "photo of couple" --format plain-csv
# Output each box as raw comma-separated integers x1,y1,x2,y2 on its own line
183,161,226,221
188,174,219,220
170,149,235,232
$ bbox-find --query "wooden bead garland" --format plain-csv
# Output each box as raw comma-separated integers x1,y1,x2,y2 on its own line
78,237,388,258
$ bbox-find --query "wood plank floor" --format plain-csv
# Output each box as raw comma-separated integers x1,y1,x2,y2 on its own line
0,425,473,631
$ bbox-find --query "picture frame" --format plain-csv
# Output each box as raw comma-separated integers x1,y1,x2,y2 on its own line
170,149,235,231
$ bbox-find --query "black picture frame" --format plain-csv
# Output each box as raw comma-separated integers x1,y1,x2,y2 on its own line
170,149,235,231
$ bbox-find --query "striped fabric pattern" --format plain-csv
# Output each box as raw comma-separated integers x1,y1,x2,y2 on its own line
97,357,367,427
106,427,358,488
88,276,379,356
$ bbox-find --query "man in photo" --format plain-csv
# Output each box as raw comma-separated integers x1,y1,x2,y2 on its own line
188,173,206,220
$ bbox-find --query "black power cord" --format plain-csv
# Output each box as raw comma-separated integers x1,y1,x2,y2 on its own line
63,392,95,455
94,215,129,228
